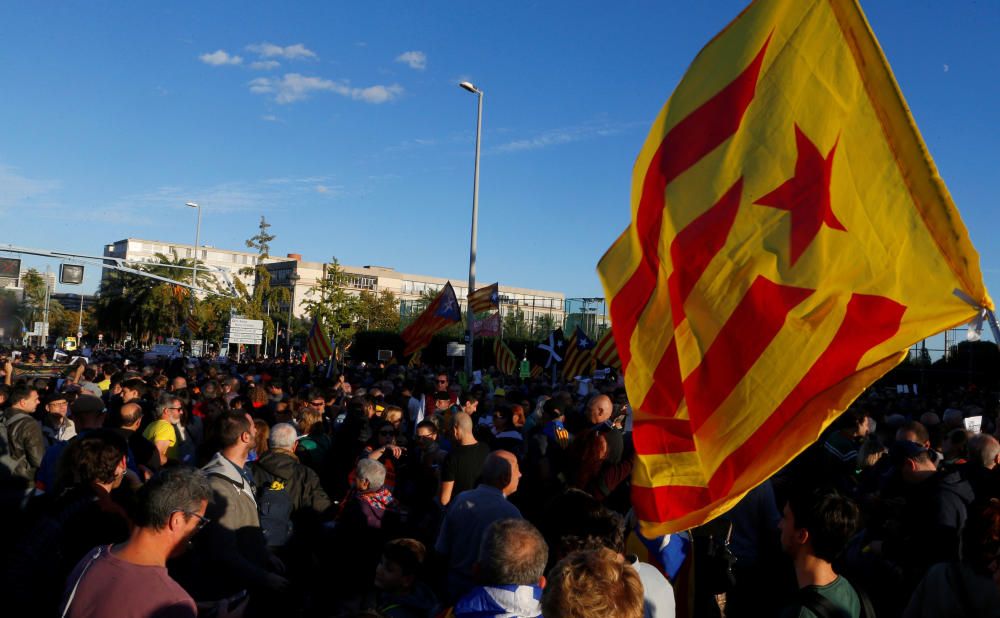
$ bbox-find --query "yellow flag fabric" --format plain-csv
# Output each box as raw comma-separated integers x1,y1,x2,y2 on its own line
597,0,991,536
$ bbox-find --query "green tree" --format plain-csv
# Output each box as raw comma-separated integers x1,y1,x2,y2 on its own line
502,308,529,339
532,313,557,339
355,290,400,332
95,251,211,342
301,258,357,348
228,215,289,348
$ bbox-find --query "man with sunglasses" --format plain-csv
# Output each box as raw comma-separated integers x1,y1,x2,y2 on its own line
143,393,185,467
59,466,214,618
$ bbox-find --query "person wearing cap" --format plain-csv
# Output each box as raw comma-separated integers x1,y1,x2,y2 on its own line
34,394,110,493
40,392,77,447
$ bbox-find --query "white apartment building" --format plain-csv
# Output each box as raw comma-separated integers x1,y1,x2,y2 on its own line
102,238,275,294
263,256,566,328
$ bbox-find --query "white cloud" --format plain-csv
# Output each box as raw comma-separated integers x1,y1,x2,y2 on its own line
247,42,317,60
943,64,950,73
199,50,243,66
0,164,59,211
496,121,642,153
352,84,403,103
261,114,280,122
248,73,403,104
395,51,427,70
250,60,281,71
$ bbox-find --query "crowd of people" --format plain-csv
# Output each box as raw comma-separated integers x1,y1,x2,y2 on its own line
0,346,999,618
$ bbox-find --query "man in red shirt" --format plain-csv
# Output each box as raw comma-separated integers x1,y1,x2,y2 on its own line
59,467,216,618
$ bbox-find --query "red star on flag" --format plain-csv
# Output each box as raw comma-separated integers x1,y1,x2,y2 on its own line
757,124,845,265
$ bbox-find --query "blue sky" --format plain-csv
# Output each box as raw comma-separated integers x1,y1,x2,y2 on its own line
1,1,997,331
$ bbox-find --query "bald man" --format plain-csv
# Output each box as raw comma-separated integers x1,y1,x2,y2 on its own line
439,412,491,506
587,394,624,464
436,450,523,602
116,401,160,473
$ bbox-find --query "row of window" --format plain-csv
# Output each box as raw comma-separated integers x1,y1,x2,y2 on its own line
127,242,255,265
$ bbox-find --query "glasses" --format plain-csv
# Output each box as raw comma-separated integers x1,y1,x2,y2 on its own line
310,401,325,407
166,406,183,411
174,510,210,531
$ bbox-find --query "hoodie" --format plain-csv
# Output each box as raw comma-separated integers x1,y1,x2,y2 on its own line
451,584,543,618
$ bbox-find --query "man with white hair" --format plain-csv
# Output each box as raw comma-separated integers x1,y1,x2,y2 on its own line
965,433,1000,505
250,423,332,548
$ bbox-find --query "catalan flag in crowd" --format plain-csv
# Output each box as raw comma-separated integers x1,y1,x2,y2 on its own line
468,282,500,314
186,313,198,335
493,338,518,376
598,0,991,536
561,327,596,381
401,282,462,356
594,328,621,370
530,364,544,379
305,316,333,369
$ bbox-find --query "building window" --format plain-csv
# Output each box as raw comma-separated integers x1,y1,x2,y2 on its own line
347,275,377,290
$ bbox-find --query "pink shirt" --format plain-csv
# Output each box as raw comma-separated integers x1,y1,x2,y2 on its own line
62,546,196,618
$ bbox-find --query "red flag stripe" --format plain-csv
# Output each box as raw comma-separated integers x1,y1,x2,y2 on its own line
632,292,906,524
633,417,696,455
667,177,744,326
610,35,771,370
638,339,684,417
686,276,813,433
636,180,744,416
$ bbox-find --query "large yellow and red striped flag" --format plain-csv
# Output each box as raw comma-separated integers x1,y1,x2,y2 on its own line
598,0,992,536
305,316,333,369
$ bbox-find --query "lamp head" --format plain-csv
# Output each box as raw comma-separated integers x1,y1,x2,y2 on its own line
185,202,199,208
459,81,479,94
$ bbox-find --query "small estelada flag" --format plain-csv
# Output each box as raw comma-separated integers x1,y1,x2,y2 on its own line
598,0,992,536
401,282,462,356
305,316,333,369
561,327,596,381
468,283,500,314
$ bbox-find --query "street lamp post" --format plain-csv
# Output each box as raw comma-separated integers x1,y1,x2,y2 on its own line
185,202,202,293
77,293,84,340
460,81,483,378
286,272,300,362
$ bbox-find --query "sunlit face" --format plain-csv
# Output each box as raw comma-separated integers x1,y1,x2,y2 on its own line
46,399,69,419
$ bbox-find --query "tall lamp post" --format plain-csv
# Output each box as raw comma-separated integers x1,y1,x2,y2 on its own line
459,80,483,378
185,202,202,292
286,272,300,362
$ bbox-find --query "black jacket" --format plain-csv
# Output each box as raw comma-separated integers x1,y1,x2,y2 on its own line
250,450,332,517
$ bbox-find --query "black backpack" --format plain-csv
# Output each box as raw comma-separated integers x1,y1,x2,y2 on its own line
257,475,294,547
